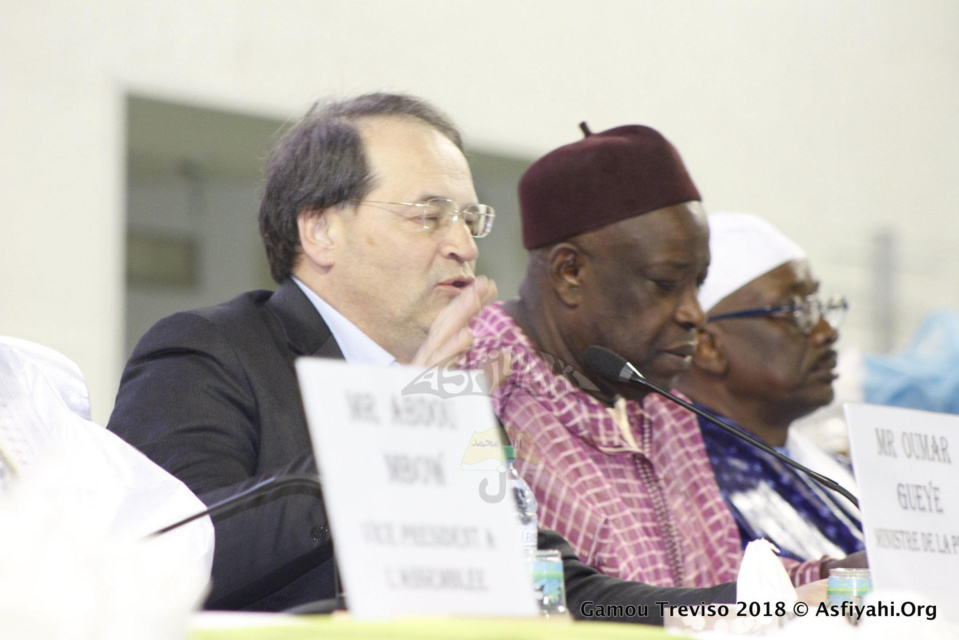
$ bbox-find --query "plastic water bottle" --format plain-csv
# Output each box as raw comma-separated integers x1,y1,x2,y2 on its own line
504,445,538,552
504,446,568,617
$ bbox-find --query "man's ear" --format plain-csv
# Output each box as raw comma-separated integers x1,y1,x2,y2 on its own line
297,207,337,268
693,328,729,376
546,243,587,307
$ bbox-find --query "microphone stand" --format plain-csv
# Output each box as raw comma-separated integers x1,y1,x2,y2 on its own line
584,346,859,509
152,473,324,535
152,473,345,613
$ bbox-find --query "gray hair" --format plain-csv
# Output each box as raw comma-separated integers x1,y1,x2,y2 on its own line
258,93,463,282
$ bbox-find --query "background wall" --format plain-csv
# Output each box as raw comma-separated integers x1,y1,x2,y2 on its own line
2,1,957,425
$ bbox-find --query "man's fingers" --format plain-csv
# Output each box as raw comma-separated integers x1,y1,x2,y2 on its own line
412,277,497,368
481,349,511,393
474,275,497,307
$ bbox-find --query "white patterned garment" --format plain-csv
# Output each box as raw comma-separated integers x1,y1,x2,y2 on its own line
0,336,215,564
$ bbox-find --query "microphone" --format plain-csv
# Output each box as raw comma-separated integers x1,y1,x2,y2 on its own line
583,345,859,509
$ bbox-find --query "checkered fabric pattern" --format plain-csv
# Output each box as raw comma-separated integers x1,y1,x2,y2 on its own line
465,302,824,588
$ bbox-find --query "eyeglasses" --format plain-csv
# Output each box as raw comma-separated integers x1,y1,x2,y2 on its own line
706,293,848,335
349,198,495,238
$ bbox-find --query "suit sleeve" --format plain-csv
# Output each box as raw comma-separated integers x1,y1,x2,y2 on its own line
108,312,334,610
539,529,737,625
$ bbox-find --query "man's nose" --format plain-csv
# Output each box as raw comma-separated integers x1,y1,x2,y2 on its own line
810,315,839,346
676,286,706,329
441,220,479,263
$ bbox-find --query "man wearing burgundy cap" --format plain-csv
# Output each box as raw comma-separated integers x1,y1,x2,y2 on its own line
464,124,832,589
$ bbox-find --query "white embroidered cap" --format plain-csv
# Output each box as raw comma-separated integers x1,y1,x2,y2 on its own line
699,212,806,313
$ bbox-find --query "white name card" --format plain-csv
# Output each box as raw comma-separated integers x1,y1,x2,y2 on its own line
295,358,537,620
845,403,959,609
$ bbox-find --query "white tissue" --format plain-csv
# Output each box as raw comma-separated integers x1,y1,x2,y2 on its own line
662,540,799,636
737,539,798,606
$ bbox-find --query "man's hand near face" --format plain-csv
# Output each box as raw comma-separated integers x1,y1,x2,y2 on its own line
412,275,497,368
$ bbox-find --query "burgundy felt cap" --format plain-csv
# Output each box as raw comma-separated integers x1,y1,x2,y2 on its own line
520,124,701,249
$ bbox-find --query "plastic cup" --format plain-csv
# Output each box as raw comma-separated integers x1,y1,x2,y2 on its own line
527,549,567,618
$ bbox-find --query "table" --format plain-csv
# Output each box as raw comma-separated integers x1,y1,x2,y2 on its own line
189,613,685,640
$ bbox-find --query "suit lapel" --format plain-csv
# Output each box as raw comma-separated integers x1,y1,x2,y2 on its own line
266,279,345,360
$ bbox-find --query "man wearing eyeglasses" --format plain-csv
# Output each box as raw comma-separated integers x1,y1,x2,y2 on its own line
462,125,856,593
108,94,760,620
108,94,499,611
677,211,867,563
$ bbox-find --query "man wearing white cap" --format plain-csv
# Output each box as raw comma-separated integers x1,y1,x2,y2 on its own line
677,212,866,563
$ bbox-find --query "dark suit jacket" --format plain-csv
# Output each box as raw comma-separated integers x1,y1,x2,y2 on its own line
108,279,736,619
109,279,341,610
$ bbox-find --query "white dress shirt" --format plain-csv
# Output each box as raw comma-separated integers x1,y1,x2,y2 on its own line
292,277,397,367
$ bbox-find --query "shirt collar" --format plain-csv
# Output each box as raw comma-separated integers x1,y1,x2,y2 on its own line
476,303,650,454
292,277,396,367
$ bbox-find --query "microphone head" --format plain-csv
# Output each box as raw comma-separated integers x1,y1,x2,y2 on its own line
584,346,632,382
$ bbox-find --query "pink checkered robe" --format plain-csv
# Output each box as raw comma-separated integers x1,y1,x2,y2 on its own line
464,302,824,588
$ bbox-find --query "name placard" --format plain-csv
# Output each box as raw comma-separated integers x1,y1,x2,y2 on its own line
295,358,537,620
845,403,959,609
